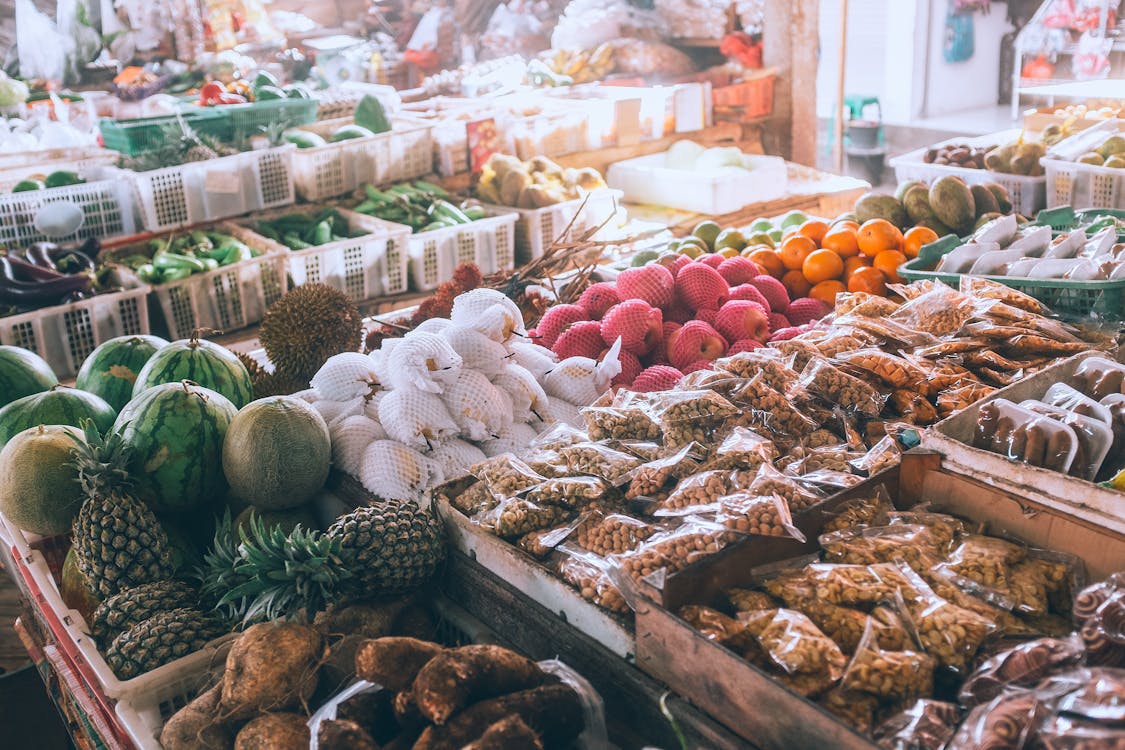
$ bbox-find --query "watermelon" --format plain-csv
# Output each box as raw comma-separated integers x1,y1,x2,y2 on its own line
0,345,58,408
133,336,253,408
75,335,168,412
0,386,116,449
222,396,330,510
0,424,85,536
115,382,237,514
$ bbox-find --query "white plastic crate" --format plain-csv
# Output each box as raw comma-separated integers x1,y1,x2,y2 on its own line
0,150,119,191
409,210,518,291
1042,157,1125,209
239,206,411,302
888,130,1046,216
131,145,295,233
289,117,434,201
0,166,137,246
0,287,151,378
607,152,788,215
484,188,623,264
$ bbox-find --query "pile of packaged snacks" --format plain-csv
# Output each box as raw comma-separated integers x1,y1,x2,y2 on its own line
676,501,1125,748
444,278,1110,618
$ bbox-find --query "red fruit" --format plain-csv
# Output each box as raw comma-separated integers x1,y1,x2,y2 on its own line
536,304,588,349
727,283,772,312
749,275,790,313
769,324,815,342
785,297,832,327
676,263,729,312
717,256,761,286
578,282,620,320
664,299,695,324
767,312,791,334
616,264,675,308
682,360,716,375
696,308,718,326
698,253,725,269
604,349,642,387
670,320,727,371
715,300,771,344
600,300,663,356
633,365,684,393
728,339,764,354
649,321,681,365
552,320,605,360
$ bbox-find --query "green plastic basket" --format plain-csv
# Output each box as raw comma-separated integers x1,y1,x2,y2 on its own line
98,110,232,156
180,98,318,145
1031,205,1125,239
899,233,1125,319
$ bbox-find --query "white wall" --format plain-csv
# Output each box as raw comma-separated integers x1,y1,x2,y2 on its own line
922,1,1011,117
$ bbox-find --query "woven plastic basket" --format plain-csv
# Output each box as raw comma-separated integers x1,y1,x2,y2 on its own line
1043,157,1125,210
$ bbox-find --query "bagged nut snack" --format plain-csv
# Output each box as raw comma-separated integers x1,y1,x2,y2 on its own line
470,454,548,496
701,426,779,471
715,350,801,392
957,635,1086,707
730,372,818,439
655,469,733,514
959,276,1045,314
887,510,970,554
581,404,662,442
945,689,1046,750
677,605,763,662
517,521,580,559
572,510,656,556
529,422,590,452
813,331,871,359
556,547,629,615
616,520,740,588
800,358,886,419
786,445,863,476
819,524,946,571
727,588,782,613
832,314,938,349
555,442,642,483
677,369,750,400
771,338,825,371
797,599,870,653
820,490,894,534
522,476,617,510
797,469,865,491
896,567,998,672
715,493,806,541
946,535,1029,590
641,389,741,448
747,462,824,513
611,440,665,462
818,688,880,734
872,699,960,750
739,608,848,679
451,480,500,516
836,349,928,390
840,619,935,700
936,382,996,419
476,497,573,539
625,443,706,500
835,291,901,318
800,563,921,610
848,434,903,477
888,284,974,337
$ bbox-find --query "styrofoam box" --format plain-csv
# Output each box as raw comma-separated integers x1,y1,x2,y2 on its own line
0,165,138,246
408,210,518,291
0,286,151,379
607,152,788,215
131,145,295,233
482,188,624,264
888,129,1046,216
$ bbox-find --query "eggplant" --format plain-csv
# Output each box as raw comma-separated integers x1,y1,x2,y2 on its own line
0,256,92,305
23,242,59,269
5,254,65,282
52,248,95,274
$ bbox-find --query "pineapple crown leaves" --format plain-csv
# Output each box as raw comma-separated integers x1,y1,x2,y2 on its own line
68,419,134,499
199,510,351,627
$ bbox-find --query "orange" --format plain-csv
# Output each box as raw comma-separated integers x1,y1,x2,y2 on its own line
810,280,846,307
856,219,904,257
847,266,888,296
779,235,817,271
902,226,939,259
748,248,785,278
781,269,812,299
797,219,830,245
821,225,860,258
873,250,908,284
843,255,871,280
802,249,845,284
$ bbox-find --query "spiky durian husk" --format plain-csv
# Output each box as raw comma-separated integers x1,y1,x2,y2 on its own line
89,580,200,645
258,284,363,384
327,500,446,598
105,608,227,679
234,351,307,398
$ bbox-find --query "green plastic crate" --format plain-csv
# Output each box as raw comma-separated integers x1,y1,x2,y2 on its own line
1031,205,1125,240
898,233,1125,320
180,98,318,145
98,110,232,156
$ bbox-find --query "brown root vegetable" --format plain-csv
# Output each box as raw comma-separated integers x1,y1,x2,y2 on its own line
337,689,398,743
394,689,425,731
160,683,235,750
465,716,544,750
354,637,444,691
315,599,408,638
412,685,583,750
412,645,545,725
316,718,380,750
233,713,309,750
220,622,325,721
320,634,365,693
382,728,422,750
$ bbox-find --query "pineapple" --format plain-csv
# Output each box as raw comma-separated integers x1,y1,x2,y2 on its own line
89,580,200,646
328,500,445,598
70,422,177,598
105,608,227,679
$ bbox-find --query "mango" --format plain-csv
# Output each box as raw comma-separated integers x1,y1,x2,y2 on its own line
970,185,1000,217
854,192,909,229
1078,152,1106,166
983,182,1013,214
894,180,926,203
1097,135,1125,159
1105,155,1125,169
929,176,976,234
902,185,934,225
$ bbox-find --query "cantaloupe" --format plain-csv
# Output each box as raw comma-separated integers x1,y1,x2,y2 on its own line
222,396,330,510
0,424,84,535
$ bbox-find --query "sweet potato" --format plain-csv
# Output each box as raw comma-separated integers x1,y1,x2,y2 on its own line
233,713,309,750
220,622,325,721
316,718,379,750
394,689,425,731
382,728,422,750
465,716,544,750
354,636,445,691
337,689,399,743
160,683,234,750
412,645,545,724
412,685,583,750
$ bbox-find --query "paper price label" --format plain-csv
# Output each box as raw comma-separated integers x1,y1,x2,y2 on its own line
205,169,241,194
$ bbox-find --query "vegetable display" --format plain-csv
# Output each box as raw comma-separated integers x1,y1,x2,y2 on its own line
351,181,487,233
1,239,103,313
113,230,260,285
252,207,368,250
474,153,606,208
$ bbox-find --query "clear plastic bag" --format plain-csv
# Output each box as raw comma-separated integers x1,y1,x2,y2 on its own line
800,358,885,419
889,389,941,425
936,382,997,419
555,442,642,484
677,605,763,662
625,443,705,500
1075,357,1125,401
832,314,939,349
470,453,548,496
739,608,848,680
1046,666,1125,724
701,426,778,471
887,510,969,555
714,493,806,541
895,566,999,673
819,525,946,574
872,699,961,750
640,389,740,448
571,510,657,556
849,434,903,477
889,284,975,337
836,349,927,390
959,276,1046,314
746,462,824,513
840,618,934,700
451,481,500,517
820,489,894,535
615,519,741,590
1079,590,1125,668
714,350,801,392
475,496,573,539
835,291,901,318
1019,399,1113,480
730,373,818,439
817,688,880,733
517,518,583,559
530,422,590,452
945,689,1045,750
727,588,783,613
655,469,732,514
800,562,921,610
770,339,824,372
523,476,618,510
974,399,1080,473
957,635,1086,707
1033,713,1125,750
581,404,662,442
556,546,629,615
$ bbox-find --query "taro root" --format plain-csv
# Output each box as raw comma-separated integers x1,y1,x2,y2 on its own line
160,683,234,750
220,622,325,721
412,644,546,724
233,713,309,750
413,685,583,750
316,718,379,750
354,636,445,691
466,715,544,750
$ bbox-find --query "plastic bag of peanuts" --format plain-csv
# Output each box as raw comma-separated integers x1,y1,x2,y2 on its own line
714,349,802,393
895,564,1000,673
819,489,894,535
516,519,583,559
700,426,778,472
819,524,947,571
554,442,643,483
571,509,657,556
581,403,662,442
470,453,548,496
745,462,825,514
624,443,706,500
653,469,733,515
614,518,742,589
639,389,741,448
474,496,574,540
713,493,806,542
677,605,764,663
840,618,935,701
738,608,848,681
555,546,630,615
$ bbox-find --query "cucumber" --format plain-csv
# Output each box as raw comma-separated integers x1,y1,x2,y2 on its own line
330,124,376,142
283,129,327,149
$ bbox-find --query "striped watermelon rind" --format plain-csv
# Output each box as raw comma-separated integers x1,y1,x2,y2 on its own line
0,387,117,449
114,381,237,514
0,345,58,409
75,335,168,413
132,338,253,409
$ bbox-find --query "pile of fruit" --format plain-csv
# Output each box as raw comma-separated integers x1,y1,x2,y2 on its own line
923,136,1046,176
448,278,1109,616
195,70,310,106
351,181,489,233
473,153,607,209
1071,133,1125,168
851,176,1017,239
107,228,263,284
284,94,394,147
2,239,135,314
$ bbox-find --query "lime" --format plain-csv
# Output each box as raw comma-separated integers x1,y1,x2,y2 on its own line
691,220,722,250
12,179,44,192
779,211,808,229
718,247,740,259
768,228,784,243
746,232,774,248
714,228,747,251
678,242,706,259
631,249,660,267
749,218,773,233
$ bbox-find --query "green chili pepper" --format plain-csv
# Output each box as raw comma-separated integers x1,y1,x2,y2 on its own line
153,252,208,273
162,267,193,282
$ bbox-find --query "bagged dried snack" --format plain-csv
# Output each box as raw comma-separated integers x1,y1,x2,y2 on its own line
611,440,665,462
835,291,901,318
1044,382,1114,424
715,350,801,392
701,427,779,471
739,608,848,679
841,619,934,700
836,349,924,390
625,443,706,500
849,434,903,477
655,469,733,514
889,389,941,425
818,688,880,734
960,276,1045,313
476,497,572,539
945,689,1046,750
1050,666,1125,724
1075,357,1125,400
641,389,740,447
946,535,1029,591
470,454,547,496
555,442,642,483
1033,713,1125,750
800,358,886,419
889,284,974,337
1006,334,1093,358
571,510,656,556
522,476,617,510
974,399,1080,473
832,314,938,349
800,562,922,610
517,520,581,559
747,462,824,513
770,339,824,372
557,548,629,615
727,588,782,613
814,331,871,359
582,405,662,442
451,481,500,516
715,493,806,541
797,468,865,491
957,636,1086,707
729,372,820,440
820,490,894,535
936,382,997,418
896,567,999,672
873,699,961,750
677,605,763,662
819,525,945,571
887,511,969,554
787,444,861,476
797,599,870,653
529,422,589,451
677,369,750,400
617,520,740,589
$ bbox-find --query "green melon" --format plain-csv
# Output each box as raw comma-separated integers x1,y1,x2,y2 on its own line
115,382,237,514
0,346,57,408
75,335,168,412
0,386,116,449
222,396,330,510
133,336,252,408
0,424,84,536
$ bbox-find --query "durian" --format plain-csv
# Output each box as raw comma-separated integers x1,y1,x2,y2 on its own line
235,351,308,399
259,284,363,384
